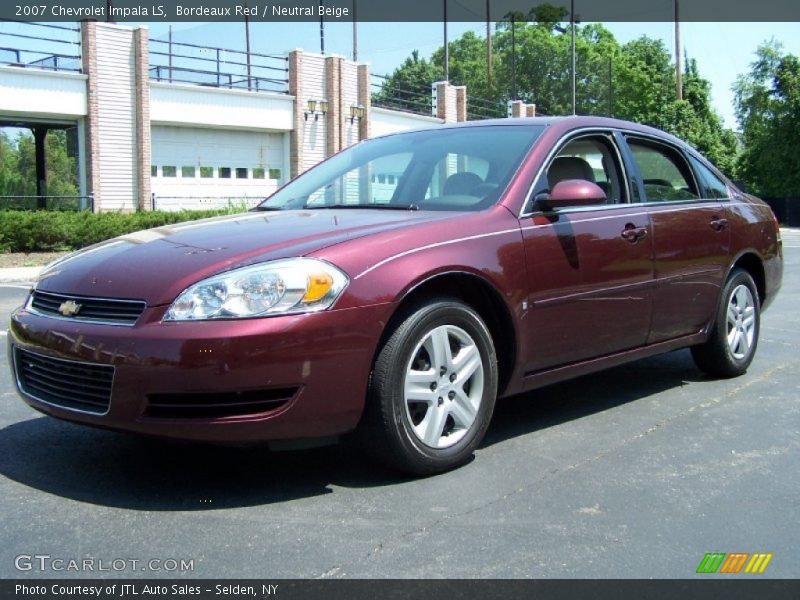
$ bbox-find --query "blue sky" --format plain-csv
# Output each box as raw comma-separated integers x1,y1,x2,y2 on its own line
141,20,800,130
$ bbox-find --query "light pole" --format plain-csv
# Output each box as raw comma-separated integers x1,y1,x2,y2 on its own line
320,0,325,55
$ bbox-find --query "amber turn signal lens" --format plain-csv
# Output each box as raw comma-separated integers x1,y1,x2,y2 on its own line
303,272,334,302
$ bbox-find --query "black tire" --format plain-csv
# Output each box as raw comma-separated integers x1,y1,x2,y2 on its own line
360,298,498,476
691,268,761,378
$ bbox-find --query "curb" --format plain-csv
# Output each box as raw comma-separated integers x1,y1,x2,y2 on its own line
0,267,42,285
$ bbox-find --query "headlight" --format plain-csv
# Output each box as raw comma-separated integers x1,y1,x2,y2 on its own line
164,258,348,321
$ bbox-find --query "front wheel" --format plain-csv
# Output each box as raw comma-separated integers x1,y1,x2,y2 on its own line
691,268,761,378
362,298,498,475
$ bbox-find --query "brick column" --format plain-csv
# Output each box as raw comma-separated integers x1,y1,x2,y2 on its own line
433,81,458,123
81,22,101,211
325,55,343,156
525,104,536,117
455,86,467,122
133,27,151,210
288,50,304,179
357,63,371,141
509,100,524,118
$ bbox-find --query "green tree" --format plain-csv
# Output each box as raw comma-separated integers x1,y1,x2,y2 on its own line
372,50,439,115
373,22,738,172
0,128,79,204
734,41,800,196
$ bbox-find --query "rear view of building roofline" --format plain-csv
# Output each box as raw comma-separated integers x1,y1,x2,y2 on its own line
1,21,489,212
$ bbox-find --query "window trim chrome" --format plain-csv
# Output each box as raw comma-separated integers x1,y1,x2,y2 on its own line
519,127,631,219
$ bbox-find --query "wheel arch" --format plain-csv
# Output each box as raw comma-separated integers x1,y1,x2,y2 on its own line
728,250,766,305
377,270,518,397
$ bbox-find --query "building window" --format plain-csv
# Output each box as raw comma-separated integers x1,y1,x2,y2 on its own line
181,166,196,178
200,166,214,178
219,167,231,179
252,168,265,179
268,168,282,180
162,166,177,177
151,165,157,177
235,168,248,179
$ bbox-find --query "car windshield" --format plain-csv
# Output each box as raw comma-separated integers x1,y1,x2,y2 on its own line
257,125,545,212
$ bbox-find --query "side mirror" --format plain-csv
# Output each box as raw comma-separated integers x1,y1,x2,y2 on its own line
534,179,607,211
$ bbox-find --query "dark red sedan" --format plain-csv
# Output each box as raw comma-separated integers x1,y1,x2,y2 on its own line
8,117,783,475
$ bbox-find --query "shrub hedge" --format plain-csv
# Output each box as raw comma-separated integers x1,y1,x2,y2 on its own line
0,209,239,253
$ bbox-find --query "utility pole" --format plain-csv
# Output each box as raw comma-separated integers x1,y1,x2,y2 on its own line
675,0,682,100
486,0,492,91
511,13,516,100
244,8,252,91
443,0,449,81
570,0,576,115
352,0,358,61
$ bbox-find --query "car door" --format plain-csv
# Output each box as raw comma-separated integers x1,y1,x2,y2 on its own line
621,135,731,344
520,131,654,374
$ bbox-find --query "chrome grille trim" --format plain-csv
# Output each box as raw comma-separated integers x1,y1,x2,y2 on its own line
28,290,146,326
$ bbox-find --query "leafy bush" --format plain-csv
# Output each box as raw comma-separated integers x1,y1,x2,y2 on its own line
0,209,240,253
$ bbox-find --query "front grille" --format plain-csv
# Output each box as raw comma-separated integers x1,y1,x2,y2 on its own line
14,347,114,415
146,388,297,419
29,290,146,326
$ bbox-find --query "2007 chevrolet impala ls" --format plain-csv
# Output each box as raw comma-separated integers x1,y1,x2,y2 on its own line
8,117,783,474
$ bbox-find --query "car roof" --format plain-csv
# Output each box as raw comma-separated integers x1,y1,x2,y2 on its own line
375,115,693,159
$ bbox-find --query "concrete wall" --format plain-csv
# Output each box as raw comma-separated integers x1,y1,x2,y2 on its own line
371,108,443,138
1,23,489,212
0,66,87,120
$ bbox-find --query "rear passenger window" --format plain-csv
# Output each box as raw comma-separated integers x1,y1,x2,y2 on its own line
689,156,729,199
627,139,699,202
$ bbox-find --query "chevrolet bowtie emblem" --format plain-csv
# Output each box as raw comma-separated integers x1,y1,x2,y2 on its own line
58,300,82,317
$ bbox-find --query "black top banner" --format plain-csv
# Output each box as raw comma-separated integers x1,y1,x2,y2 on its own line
3,0,800,23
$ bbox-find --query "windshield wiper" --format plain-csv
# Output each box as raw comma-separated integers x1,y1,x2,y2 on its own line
307,203,420,211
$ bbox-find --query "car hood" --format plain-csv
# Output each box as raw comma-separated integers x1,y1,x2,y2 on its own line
36,209,451,306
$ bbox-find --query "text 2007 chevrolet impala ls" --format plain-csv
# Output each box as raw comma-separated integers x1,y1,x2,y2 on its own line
8,117,783,474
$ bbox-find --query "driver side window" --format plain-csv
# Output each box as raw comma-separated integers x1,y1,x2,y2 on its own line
538,134,626,204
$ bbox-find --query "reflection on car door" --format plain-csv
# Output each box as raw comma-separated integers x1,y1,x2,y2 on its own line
521,133,654,374
623,136,731,343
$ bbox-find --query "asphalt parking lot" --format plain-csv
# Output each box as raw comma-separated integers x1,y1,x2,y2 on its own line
1,232,798,579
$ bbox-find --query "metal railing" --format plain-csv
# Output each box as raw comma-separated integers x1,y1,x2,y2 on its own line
371,73,433,116
149,38,289,94
467,95,508,120
0,195,94,211
0,21,81,72
151,194,259,212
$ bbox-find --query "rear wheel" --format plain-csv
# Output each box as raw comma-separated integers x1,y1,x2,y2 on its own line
691,268,760,378
362,298,498,475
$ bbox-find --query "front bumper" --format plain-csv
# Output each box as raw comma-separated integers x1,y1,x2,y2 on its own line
8,301,391,442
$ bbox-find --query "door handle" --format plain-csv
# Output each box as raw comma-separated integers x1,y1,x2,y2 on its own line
710,217,729,231
621,224,648,243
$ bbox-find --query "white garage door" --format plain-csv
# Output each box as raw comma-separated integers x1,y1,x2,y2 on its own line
151,125,287,211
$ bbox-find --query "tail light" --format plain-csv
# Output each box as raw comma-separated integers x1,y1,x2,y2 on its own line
771,208,781,238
